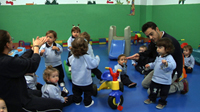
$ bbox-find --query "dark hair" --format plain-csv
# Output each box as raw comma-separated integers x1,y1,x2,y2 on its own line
46,30,57,39
71,27,81,33
140,45,147,50
43,65,59,82
183,45,193,54
117,54,126,61
0,30,10,53
156,38,175,54
71,37,88,58
79,32,90,44
142,22,157,33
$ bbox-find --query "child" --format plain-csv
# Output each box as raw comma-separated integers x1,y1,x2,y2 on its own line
183,45,195,73
79,32,103,83
67,25,81,71
25,73,43,90
0,98,7,112
41,65,73,106
114,54,137,88
69,37,100,108
39,30,66,88
144,38,176,109
132,45,152,75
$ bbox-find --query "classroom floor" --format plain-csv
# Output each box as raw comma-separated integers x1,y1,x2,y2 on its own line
35,43,200,112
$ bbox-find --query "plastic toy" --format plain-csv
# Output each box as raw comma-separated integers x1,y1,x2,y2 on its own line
8,47,26,57
93,67,124,111
19,40,31,49
108,26,131,59
63,60,95,80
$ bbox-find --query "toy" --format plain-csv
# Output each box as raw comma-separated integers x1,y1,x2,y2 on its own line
93,67,124,111
19,40,31,49
108,26,131,59
8,47,26,57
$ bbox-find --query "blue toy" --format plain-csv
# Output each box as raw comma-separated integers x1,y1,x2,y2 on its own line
93,67,124,111
8,47,26,57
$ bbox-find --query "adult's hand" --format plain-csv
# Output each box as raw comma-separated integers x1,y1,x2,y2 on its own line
33,36,47,47
126,53,140,60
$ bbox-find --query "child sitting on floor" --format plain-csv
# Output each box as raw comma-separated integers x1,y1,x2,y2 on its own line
183,45,195,73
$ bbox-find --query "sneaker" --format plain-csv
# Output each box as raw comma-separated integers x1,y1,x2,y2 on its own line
181,79,189,94
75,102,81,105
68,66,71,72
128,83,137,88
99,80,105,84
144,99,154,104
63,87,69,94
60,82,65,87
85,100,94,108
156,104,165,109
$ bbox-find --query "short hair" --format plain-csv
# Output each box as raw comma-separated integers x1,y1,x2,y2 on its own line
71,27,81,33
46,30,57,39
117,54,126,61
142,22,157,33
0,30,10,53
140,45,147,51
183,45,193,54
71,37,88,58
43,65,59,82
79,32,90,43
156,38,175,54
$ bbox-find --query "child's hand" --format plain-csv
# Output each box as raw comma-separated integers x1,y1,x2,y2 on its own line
133,64,136,66
69,46,72,50
40,49,45,56
188,67,192,69
145,64,150,68
64,97,68,103
162,60,168,66
52,46,59,51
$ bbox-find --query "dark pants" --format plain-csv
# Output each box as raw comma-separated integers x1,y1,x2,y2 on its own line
54,64,65,84
184,66,193,73
24,89,63,112
72,83,93,106
67,51,72,66
121,74,133,86
91,67,102,80
149,81,170,105
135,65,153,75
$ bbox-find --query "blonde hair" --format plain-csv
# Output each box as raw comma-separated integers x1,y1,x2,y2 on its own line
43,65,59,82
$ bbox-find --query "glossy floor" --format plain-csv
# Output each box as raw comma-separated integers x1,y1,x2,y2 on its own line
35,44,200,112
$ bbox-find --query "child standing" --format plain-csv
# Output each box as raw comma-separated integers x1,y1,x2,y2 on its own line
144,38,176,109
41,66,73,106
0,98,7,112
132,45,152,75
183,45,195,73
79,32,103,83
67,25,81,71
69,37,100,108
114,54,137,88
39,30,66,88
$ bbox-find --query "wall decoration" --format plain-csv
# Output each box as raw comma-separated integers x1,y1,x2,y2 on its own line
129,0,135,15
107,0,114,4
116,0,123,5
6,1,14,5
179,0,185,4
45,0,59,5
88,1,96,4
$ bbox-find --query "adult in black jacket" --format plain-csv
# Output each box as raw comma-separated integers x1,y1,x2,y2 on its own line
127,22,189,95
0,30,63,112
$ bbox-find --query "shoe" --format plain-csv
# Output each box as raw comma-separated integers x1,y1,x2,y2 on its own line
181,79,189,94
156,104,165,109
75,102,81,105
68,66,71,72
128,83,137,88
99,80,105,84
144,99,154,104
63,87,69,94
60,82,65,87
85,100,94,108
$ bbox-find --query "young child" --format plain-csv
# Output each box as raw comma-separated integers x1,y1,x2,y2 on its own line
144,38,176,109
132,45,153,75
114,54,137,88
69,37,100,108
67,25,81,71
39,30,66,88
79,32,103,83
183,45,195,73
0,98,7,112
41,65,73,106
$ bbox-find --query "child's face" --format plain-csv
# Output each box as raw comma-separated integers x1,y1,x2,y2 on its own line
72,30,80,38
47,71,59,84
139,47,146,53
0,100,7,112
157,46,167,56
183,48,190,56
118,56,127,65
46,33,56,44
